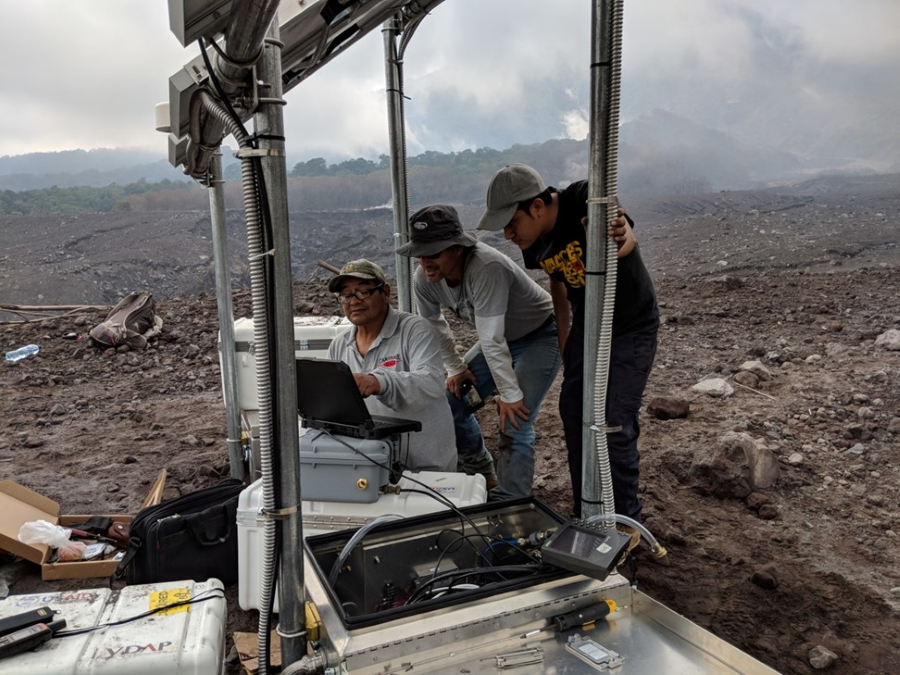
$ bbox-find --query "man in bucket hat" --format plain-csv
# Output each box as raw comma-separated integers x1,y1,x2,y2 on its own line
326,259,456,472
478,164,659,523
397,204,561,499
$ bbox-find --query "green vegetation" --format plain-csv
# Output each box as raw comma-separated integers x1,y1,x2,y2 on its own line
288,141,582,179
0,178,198,215
0,140,589,214
5,138,716,214
283,139,588,209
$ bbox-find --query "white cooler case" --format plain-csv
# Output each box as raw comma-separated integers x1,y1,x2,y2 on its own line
237,472,487,610
224,315,351,412
0,579,226,675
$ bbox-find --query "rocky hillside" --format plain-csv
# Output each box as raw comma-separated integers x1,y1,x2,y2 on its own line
1,173,898,675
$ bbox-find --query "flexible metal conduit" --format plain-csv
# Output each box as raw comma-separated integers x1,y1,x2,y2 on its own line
201,90,280,674
188,0,281,178
281,651,328,675
582,0,625,523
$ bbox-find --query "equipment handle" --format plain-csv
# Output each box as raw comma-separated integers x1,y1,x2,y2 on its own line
186,505,233,546
551,600,615,632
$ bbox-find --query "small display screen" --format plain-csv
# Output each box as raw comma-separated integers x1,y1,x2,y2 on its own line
577,641,610,661
546,526,608,558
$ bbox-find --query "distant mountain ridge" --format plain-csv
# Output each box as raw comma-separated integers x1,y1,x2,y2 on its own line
2,106,894,196
0,148,197,191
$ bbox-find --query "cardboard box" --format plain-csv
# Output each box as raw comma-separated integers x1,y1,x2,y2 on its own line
0,479,133,580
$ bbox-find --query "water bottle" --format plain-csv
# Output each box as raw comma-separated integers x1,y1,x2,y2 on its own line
5,344,40,363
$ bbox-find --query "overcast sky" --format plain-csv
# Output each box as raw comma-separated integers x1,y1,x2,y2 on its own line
1,0,897,163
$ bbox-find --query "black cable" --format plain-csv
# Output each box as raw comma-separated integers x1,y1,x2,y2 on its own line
405,564,552,605
318,429,496,551
52,589,226,637
198,31,284,675
198,35,281,674
466,532,538,567
197,37,253,147
429,529,492,579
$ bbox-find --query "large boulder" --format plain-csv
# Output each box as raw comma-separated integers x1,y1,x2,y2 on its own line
875,329,900,351
688,431,780,499
647,396,690,420
691,377,734,398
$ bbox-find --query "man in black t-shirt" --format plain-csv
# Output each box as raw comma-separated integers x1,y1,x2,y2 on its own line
478,164,659,520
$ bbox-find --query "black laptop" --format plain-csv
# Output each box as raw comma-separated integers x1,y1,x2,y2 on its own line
295,359,422,440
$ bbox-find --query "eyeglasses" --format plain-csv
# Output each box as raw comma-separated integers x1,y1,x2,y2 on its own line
336,283,384,304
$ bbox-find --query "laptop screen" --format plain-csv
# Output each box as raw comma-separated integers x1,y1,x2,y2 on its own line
295,358,374,427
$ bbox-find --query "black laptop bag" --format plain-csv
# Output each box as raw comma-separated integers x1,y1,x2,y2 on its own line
114,478,245,586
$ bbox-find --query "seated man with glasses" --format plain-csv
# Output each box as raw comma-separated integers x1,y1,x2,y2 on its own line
396,205,561,499
326,259,457,472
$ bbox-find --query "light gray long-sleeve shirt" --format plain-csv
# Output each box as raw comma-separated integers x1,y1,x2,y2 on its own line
414,242,554,403
327,307,456,472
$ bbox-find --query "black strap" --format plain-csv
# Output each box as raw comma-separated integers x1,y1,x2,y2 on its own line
113,536,142,580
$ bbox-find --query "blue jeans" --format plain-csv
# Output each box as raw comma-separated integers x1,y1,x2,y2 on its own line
561,328,657,520
450,320,561,499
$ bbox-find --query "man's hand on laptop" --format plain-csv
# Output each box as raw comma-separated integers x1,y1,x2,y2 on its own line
354,373,381,397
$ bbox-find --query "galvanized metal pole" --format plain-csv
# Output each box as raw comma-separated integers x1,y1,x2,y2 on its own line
383,17,413,311
255,23,307,663
582,0,623,520
207,153,246,481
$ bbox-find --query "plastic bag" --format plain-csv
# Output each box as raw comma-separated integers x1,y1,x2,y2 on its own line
18,519,86,561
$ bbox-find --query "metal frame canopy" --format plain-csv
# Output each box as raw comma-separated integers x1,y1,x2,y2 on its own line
165,0,447,171
162,2,452,670
160,2,779,675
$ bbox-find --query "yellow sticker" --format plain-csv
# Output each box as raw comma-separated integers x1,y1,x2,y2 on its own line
149,587,191,616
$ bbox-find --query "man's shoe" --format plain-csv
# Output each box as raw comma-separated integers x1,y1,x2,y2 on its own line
616,524,641,553
484,473,499,491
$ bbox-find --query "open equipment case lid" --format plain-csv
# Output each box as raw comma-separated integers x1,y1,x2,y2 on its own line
304,497,572,629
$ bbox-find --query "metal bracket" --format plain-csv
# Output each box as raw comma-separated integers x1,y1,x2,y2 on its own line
262,504,301,519
589,424,624,434
490,646,545,669
234,147,286,158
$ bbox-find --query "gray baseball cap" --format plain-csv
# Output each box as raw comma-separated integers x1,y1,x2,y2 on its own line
477,164,547,231
396,204,478,257
327,259,388,292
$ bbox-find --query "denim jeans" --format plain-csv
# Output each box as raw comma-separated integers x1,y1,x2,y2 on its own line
450,320,561,499
561,328,657,520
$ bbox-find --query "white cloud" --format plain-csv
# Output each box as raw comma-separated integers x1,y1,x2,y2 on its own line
762,0,900,65
623,1,756,80
561,109,589,140
0,0,896,163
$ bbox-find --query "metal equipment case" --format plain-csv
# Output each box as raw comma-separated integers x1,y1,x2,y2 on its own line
236,472,487,611
301,500,781,674
0,579,226,675
298,433,391,504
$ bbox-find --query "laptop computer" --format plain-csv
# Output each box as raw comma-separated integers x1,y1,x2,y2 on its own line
295,358,422,440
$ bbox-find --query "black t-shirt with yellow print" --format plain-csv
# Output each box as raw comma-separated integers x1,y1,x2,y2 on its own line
522,180,659,337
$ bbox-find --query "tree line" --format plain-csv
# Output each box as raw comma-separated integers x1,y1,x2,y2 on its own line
0,137,716,216
0,178,198,215
0,139,587,215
